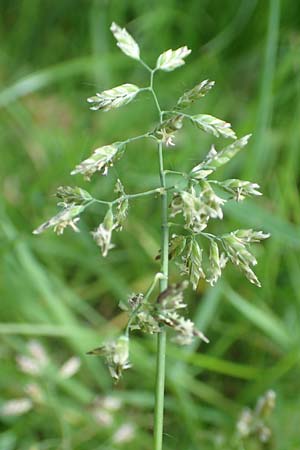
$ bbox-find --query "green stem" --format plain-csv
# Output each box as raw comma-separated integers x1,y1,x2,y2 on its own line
150,70,162,117
92,186,174,208
122,188,164,202
149,67,168,450
139,59,152,73
154,325,166,450
122,132,152,145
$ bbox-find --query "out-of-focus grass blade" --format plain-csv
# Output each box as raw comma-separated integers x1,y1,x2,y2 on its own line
0,210,110,388
0,56,114,108
203,0,258,53
180,375,237,412
260,348,300,386
246,0,281,178
169,348,260,380
0,323,93,338
225,285,292,348
89,0,111,87
193,284,222,336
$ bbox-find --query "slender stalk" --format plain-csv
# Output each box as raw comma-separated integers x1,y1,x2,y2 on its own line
154,324,166,450
92,186,175,207
123,188,164,202
122,132,152,145
149,67,169,450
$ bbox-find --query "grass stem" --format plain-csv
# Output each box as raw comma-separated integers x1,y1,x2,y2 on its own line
149,66,169,450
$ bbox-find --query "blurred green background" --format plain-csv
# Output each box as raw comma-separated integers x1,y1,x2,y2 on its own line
1,1,300,449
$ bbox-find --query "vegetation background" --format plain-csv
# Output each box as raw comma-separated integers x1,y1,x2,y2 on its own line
1,1,300,449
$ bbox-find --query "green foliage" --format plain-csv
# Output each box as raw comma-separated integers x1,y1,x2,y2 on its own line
1,1,300,449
